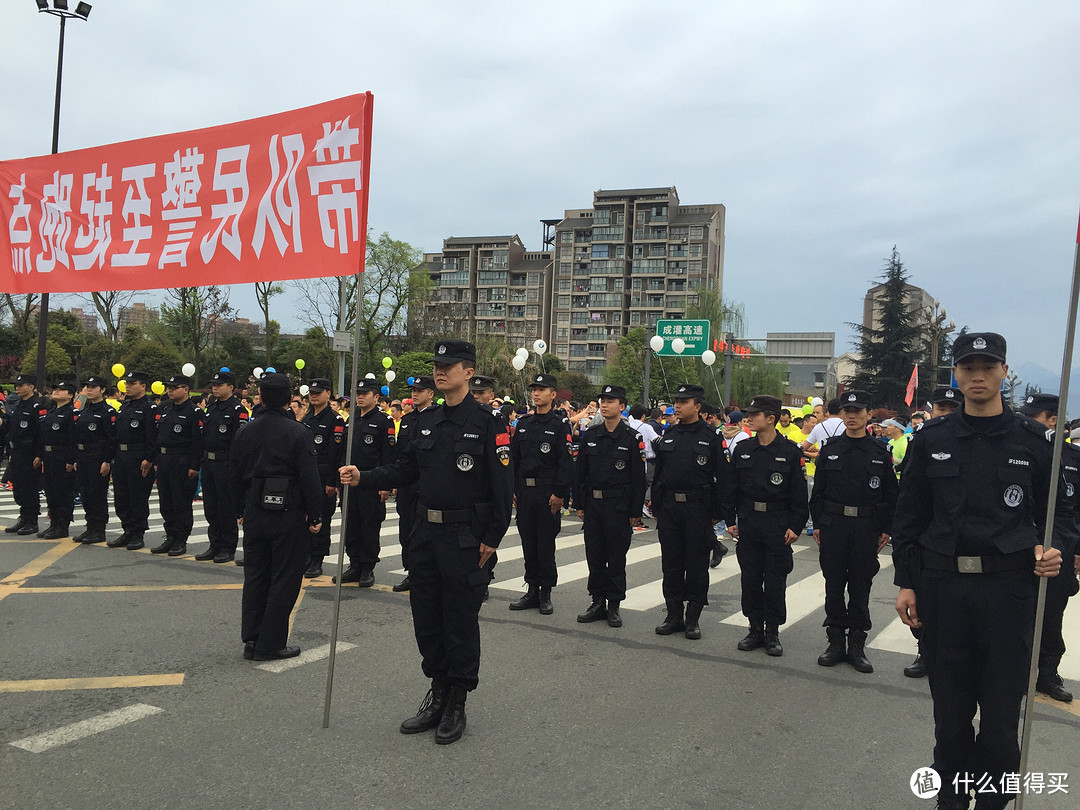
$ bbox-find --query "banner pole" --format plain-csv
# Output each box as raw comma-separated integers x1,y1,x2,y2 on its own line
322,269,364,729
1016,208,1080,809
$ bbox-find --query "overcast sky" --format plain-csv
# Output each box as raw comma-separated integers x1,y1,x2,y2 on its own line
2,1,1077,380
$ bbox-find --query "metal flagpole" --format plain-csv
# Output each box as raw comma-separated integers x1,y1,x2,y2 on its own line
323,269,365,729
1016,209,1080,809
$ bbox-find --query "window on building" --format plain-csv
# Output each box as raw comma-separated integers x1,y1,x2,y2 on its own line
592,244,609,259
689,225,704,240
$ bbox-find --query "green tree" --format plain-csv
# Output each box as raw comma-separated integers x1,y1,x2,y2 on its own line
254,281,285,361
1,293,40,350
274,328,336,382
216,333,260,385
386,351,435,400
557,371,596,405
20,339,72,378
725,353,787,408
604,327,690,406
122,340,186,385
160,286,234,383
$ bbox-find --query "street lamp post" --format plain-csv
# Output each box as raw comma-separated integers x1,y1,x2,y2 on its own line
924,299,955,389
32,0,91,389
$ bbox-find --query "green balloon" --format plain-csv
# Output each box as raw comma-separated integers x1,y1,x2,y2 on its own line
382,356,393,369
437,398,445,405
295,358,305,370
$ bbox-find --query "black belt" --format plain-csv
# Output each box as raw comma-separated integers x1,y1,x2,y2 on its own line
205,451,225,461
824,501,878,518
740,499,787,513
520,477,554,488
589,489,624,500
118,443,146,452
921,548,1032,574
417,501,474,524
77,443,107,451
159,447,191,455
43,445,67,453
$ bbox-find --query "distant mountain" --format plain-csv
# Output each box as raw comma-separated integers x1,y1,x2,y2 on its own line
1010,361,1080,415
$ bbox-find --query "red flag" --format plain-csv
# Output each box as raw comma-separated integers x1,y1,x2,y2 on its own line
904,364,919,407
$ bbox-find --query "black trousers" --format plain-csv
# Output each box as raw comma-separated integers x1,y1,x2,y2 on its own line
408,519,488,691
202,457,238,554
241,507,307,653
917,567,1037,803
307,489,337,562
396,485,418,571
344,487,384,569
75,450,110,525
582,498,632,602
1040,548,1078,664
657,499,713,605
41,451,75,525
112,451,154,533
8,450,40,519
515,487,561,588
735,515,794,626
157,457,198,540
817,519,881,631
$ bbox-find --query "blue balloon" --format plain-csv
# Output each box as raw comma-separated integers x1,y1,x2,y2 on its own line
407,376,415,386
266,366,276,373
381,385,390,395
220,367,230,373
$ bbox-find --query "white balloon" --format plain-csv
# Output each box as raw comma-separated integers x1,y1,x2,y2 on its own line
701,350,717,366
649,335,664,353
385,370,396,382
516,347,529,359
810,397,823,407
533,339,547,355
511,355,527,370
253,367,264,378
182,362,196,377
299,384,310,396
672,338,686,354
365,372,376,380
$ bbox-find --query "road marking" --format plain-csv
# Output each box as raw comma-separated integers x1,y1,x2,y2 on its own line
0,538,63,544
0,673,184,693
1034,693,1080,718
17,584,243,594
9,703,163,753
0,540,82,603
255,642,356,673
868,615,919,656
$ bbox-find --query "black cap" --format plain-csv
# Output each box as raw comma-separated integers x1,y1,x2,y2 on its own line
210,370,236,386
673,384,705,400
953,332,1007,364
123,370,149,384
1019,392,1059,417
433,339,477,365
744,394,782,417
356,378,380,393
469,375,495,392
410,375,436,392
308,378,332,393
839,389,871,410
528,373,558,390
14,373,36,386
930,386,963,405
165,374,191,388
597,384,627,402
727,410,744,423
259,372,291,395
83,375,108,388
53,379,77,393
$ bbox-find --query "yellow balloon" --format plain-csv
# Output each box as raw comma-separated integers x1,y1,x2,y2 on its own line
151,381,165,395
111,363,126,378
117,379,127,393
295,358,306,370
382,356,393,369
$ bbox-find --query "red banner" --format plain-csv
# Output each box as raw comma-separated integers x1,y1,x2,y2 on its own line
904,364,919,407
0,93,372,294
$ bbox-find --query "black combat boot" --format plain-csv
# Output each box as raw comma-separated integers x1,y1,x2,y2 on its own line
435,686,467,745
18,519,40,536
400,680,447,734
509,586,540,611
107,530,130,548
194,546,217,561
904,653,927,678
537,586,553,615
846,630,873,673
42,521,69,540
1036,655,1074,702
710,539,728,568
37,521,52,538
817,627,847,667
304,557,324,578
5,517,26,534
764,625,783,657
737,621,765,651
125,532,145,550
167,535,188,556
576,598,607,623
150,535,174,554
684,602,704,640
73,525,91,542
80,523,106,544
655,600,685,635
606,600,622,627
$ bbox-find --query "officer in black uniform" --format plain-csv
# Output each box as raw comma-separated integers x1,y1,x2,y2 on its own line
109,370,159,550
335,377,394,587
572,384,647,629
1015,392,1078,703
150,373,204,557
300,377,346,579
3,374,46,535
340,340,513,745
469,375,497,409
729,394,809,657
196,369,248,563
509,372,573,615
72,376,117,544
808,389,898,673
392,374,436,592
34,379,78,539
892,332,1061,810
231,372,322,661
651,384,736,640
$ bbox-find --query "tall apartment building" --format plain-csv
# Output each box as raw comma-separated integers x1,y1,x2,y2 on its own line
550,187,725,382
67,307,99,334
862,282,935,334
118,302,159,337
411,235,553,346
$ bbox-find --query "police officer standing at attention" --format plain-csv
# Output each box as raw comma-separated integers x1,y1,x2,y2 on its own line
109,370,158,550
509,373,573,615
651,384,735,640
893,333,1061,810
34,379,78,540
4,374,46,536
809,389,897,673
340,340,513,745
196,369,248,564
336,377,394,587
231,372,322,661
573,384,646,629
469,375,498,411
300,377,346,579
729,394,808,657
72,376,117,544
151,373,204,557
392,374,436,592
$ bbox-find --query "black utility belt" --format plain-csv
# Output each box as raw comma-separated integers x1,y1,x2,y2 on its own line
118,443,147,452
520,477,555,488
824,501,879,518
417,501,478,524
158,447,192,455
77,443,107,451
665,490,708,504
204,451,227,460
589,489,624,500
42,445,68,453
921,548,1031,575
740,499,787,513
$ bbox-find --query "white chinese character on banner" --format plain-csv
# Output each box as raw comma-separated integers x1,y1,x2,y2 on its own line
37,170,74,273
7,174,32,275
252,133,304,258
1047,773,1068,794
159,147,204,269
112,163,154,268
307,116,362,254
200,145,249,262
72,163,112,271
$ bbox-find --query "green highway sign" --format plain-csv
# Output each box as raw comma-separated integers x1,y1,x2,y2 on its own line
654,319,711,357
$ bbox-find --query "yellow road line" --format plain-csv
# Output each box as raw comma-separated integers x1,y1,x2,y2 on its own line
16,583,244,594
288,584,306,638
0,673,185,693
1034,693,1080,718
0,541,82,602
0,538,65,544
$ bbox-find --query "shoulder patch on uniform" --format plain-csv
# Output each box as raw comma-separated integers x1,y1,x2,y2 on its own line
495,431,510,446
